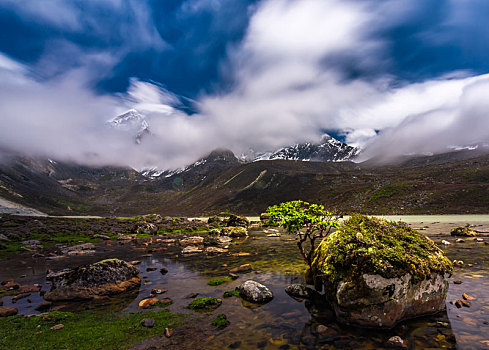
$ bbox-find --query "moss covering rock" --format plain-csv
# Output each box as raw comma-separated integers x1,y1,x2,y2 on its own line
308,214,452,328
450,226,477,237
221,226,248,237
186,297,222,311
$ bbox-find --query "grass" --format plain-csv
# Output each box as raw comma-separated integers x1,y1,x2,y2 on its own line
207,276,232,286
0,310,184,350
0,231,117,260
371,182,409,201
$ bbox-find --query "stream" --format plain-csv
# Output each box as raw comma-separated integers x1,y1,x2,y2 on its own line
1,217,489,349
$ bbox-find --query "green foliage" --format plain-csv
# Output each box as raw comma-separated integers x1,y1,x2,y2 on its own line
309,214,453,295
266,200,339,266
0,310,184,350
223,290,240,298
208,276,232,286
212,314,230,329
266,200,338,234
186,297,221,310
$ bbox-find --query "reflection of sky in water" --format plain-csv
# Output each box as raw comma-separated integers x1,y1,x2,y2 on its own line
1,223,489,348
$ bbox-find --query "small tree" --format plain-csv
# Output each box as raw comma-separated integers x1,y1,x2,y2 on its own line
266,200,339,267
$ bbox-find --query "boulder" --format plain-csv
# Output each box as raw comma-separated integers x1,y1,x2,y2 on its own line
226,215,249,228
44,259,141,301
236,280,273,303
308,215,452,328
450,226,477,237
0,306,18,317
133,222,158,235
221,227,248,237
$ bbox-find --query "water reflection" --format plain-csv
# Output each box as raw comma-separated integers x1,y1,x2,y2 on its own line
2,224,489,349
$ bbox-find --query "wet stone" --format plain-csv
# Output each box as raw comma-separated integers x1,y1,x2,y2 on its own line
0,306,18,317
386,336,407,348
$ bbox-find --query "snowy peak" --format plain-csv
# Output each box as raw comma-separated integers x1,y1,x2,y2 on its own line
107,109,150,144
245,135,358,162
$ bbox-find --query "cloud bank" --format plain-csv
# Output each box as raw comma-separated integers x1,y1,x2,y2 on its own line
1,0,489,169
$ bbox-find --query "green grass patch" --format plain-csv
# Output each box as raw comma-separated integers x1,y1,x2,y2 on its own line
207,276,232,286
0,310,184,350
223,290,239,298
186,297,221,311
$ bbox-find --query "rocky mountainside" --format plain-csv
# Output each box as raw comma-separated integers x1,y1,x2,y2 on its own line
1,147,489,216
241,135,358,163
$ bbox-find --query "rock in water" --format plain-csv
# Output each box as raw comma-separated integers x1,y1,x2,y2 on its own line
450,226,477,237
307,215,452,328
44,259,141,301
285,284,320,301
221,227,248,237
237,280,273,303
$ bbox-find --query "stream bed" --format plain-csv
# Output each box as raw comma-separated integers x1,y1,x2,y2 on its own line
1,217,489,349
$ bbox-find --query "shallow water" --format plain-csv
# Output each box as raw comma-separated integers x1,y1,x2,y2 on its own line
1,221,489,349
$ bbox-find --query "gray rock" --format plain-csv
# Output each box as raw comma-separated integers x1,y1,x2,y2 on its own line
133,222,158,235
0,234,9,241
182,246,202,254
22,240,40,246
205,247,228,254
285,284,320,300
94,234,111,240
141,318,155,328
44,259,141,301
237,280,273,303
179,236,204,246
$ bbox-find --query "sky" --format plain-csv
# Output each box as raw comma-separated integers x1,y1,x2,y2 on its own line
1,0,489,168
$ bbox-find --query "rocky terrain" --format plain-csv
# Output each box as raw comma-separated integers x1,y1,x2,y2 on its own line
1,147,489,216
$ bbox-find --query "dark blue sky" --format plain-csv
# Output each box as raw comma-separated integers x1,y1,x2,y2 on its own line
1,0,489,99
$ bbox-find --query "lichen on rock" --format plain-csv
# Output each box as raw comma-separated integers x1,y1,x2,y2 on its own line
307,214,452,328
44,259,141,301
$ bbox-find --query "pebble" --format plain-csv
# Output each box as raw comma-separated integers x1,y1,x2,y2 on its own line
151,288,167,295
386,336,407,348
146,267,157,272
185,292,199,298
456,238,465,243
164,328,172,338
139,298,160,309
140,318,155,328
455,299,471,308
453,280,463,284
160,267,169,274
441,240,451,245
462,293,475,301
129,260,141,265
50,324,64,330
229,264,253,274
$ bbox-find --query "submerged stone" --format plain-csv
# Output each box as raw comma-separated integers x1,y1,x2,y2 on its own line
308,215,453,328
44,259,141,301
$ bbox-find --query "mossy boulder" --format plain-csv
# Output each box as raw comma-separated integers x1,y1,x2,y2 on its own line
132,222,158,235
450,226,477,237
44,259,141,301
308,215,452,328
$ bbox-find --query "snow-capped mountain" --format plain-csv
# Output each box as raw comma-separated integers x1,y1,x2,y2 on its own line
107,109,150,144
243,135,358,162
